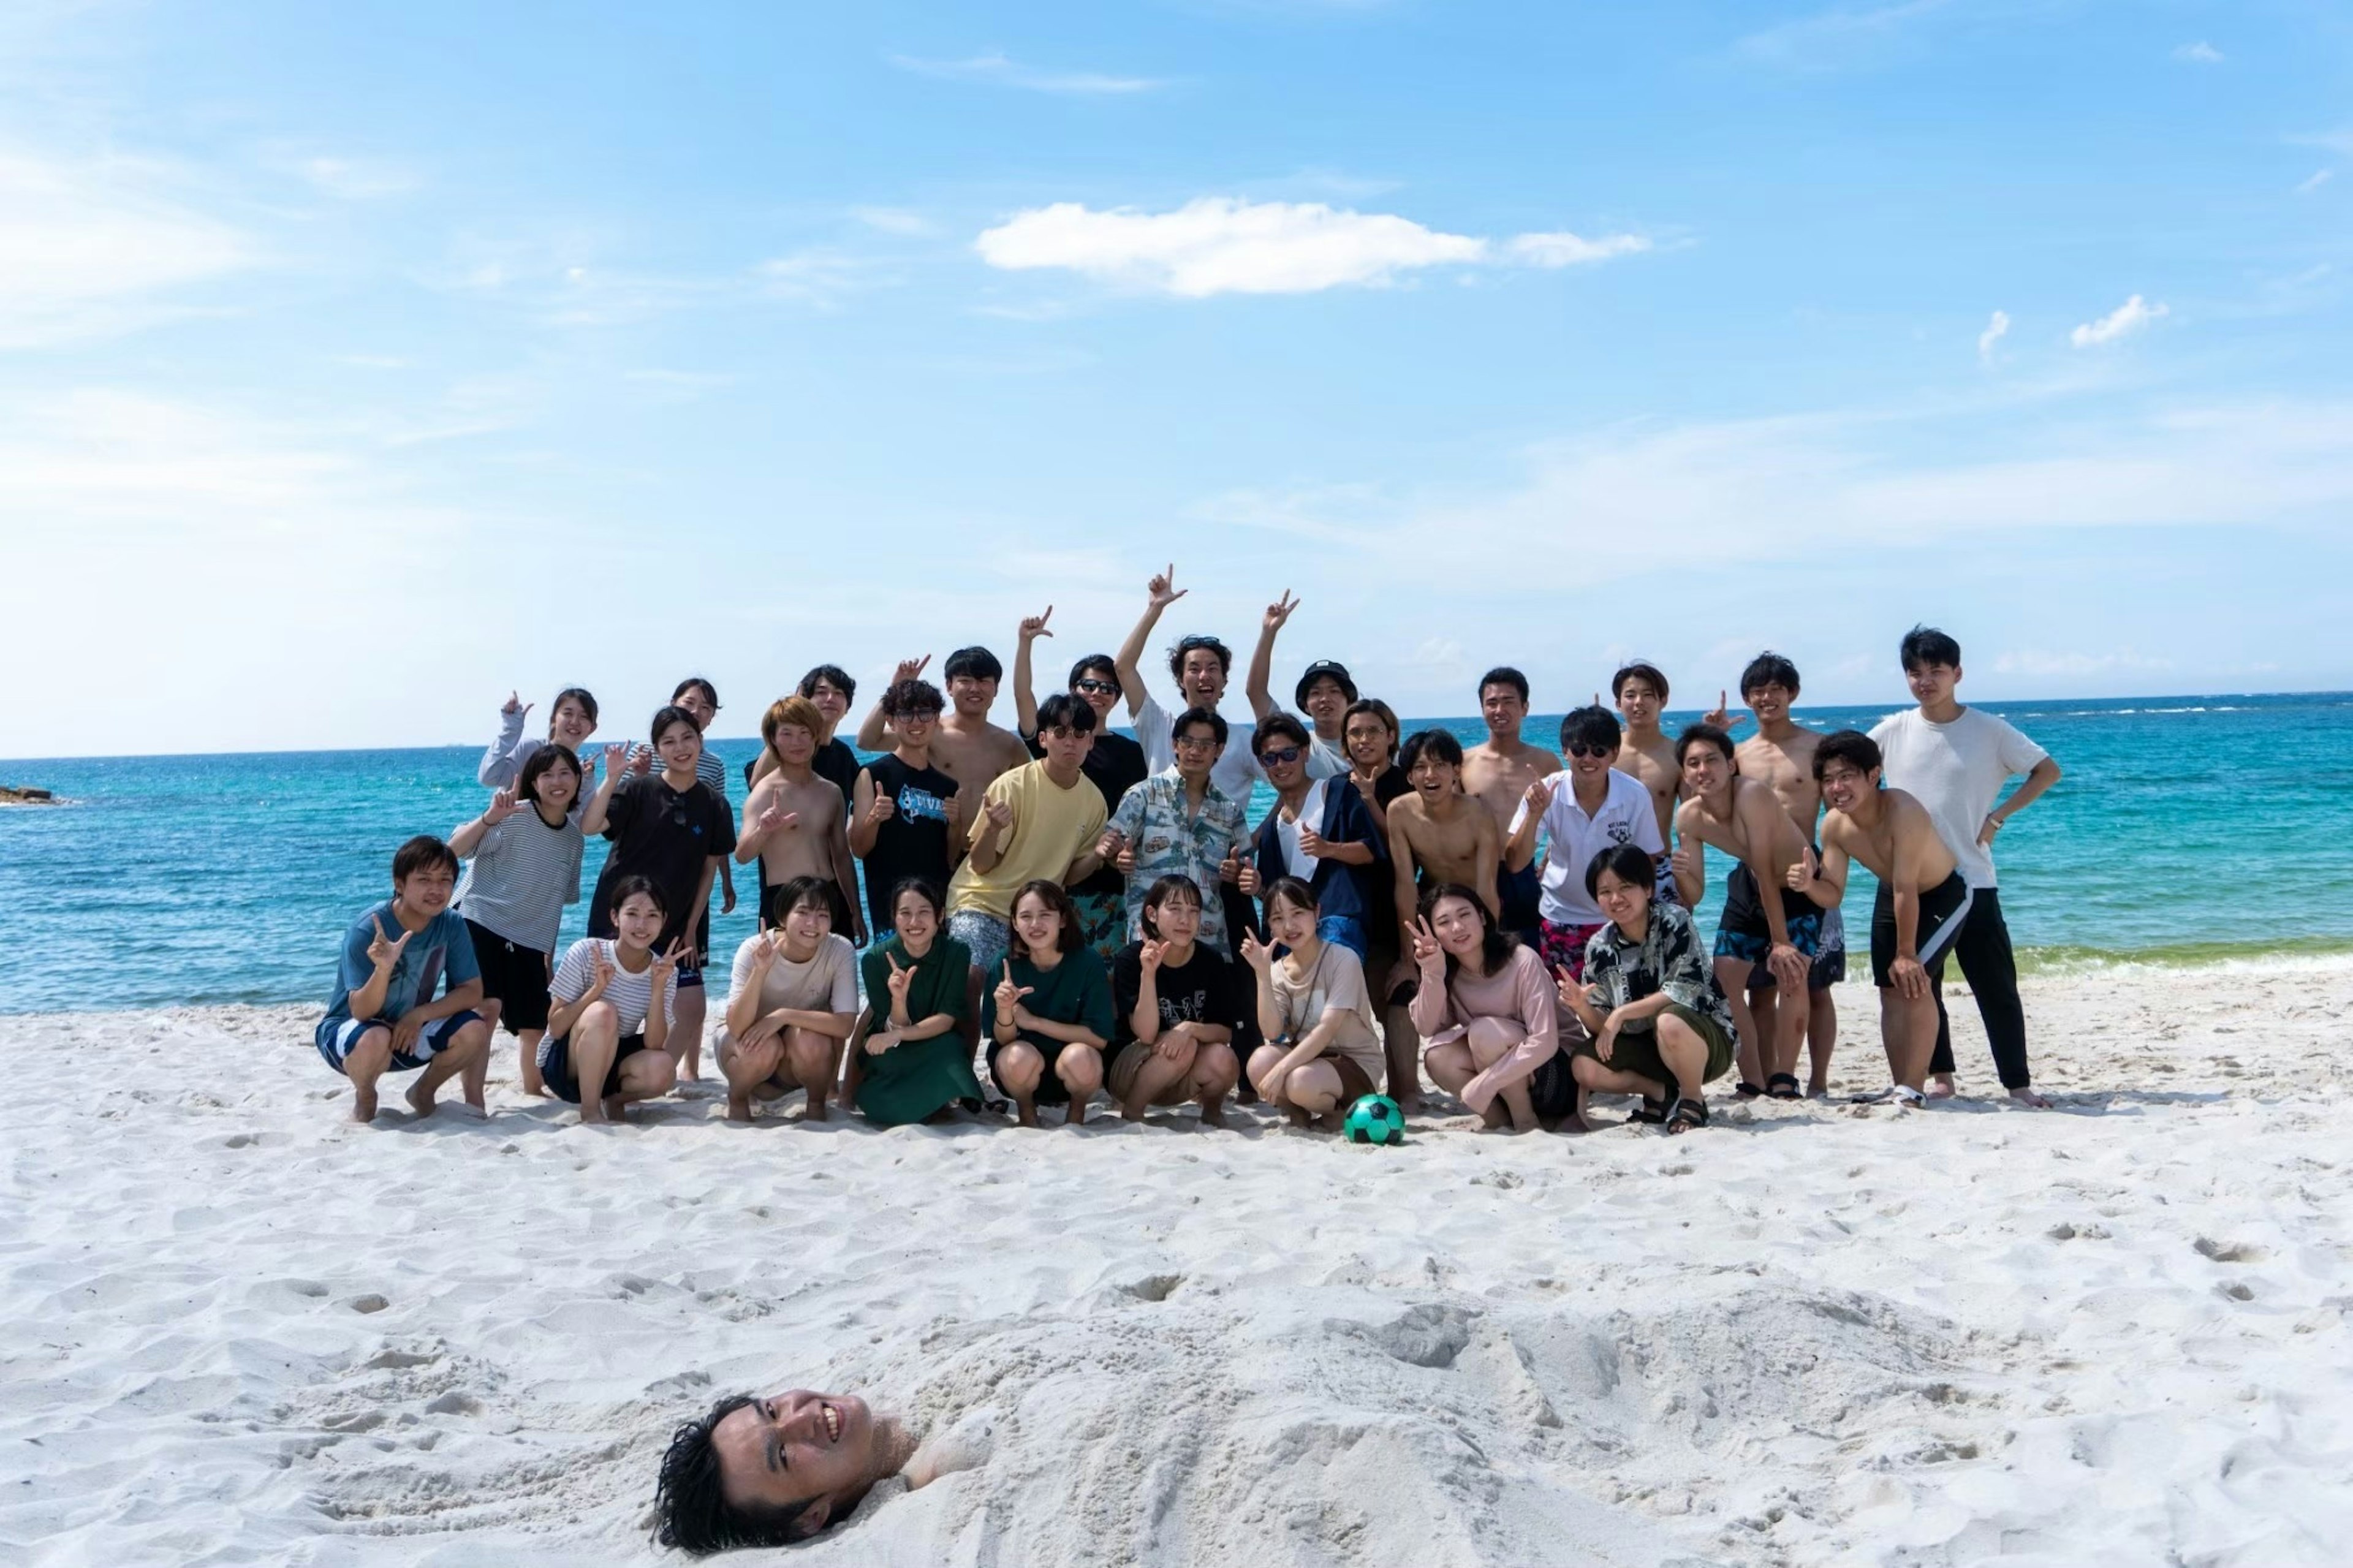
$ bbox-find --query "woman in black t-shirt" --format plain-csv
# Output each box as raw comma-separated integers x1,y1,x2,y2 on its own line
1107,875,1245,1126
849,680,966,937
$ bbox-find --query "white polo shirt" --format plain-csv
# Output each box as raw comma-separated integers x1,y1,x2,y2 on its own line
1509,768,1665,926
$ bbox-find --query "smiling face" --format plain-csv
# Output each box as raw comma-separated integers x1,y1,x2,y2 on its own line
1172,721,1222,783
614,890,666,952
656,719,703,776
394,862,457,917
893,888,939,950
1680,740,1732,802
1479,682,1526,740
806,680,851,730
770,721,816,768
1178,648,1226,706
1257,736,1306,790
711,1390,877,1534
530,756,581,814
948,674,997,718
1267,893,1319,950
1428,893,1485,959
1301,676,1349,731
1148,890,1202,952
1409,752,1458,801
1593,867,1652,935
1070,664,1121,722
1564,738,1614,784
1615,675,1662,730
893,706,939,748
1012,890,1063,958
673,688,718,732
782,894,832,955
1344,711,1393,773
1816,754,1876,814
1744,681,1794,726
550,697,597,750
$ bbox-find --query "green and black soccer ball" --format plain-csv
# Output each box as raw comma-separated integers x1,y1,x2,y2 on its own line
1343,1093,1404,1145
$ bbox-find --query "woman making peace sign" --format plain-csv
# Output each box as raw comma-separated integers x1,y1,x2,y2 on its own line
982,881,1115,1127
851,879,983,1127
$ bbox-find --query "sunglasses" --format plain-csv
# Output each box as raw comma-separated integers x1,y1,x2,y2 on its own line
1074,678,1119,696
1177,634,1221,651
1257,745,1303,766
1567,743,1615,760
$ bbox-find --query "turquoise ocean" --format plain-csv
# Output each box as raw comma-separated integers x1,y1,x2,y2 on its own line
4,692,2349,1015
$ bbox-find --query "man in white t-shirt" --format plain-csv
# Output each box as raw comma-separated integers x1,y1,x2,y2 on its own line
1867,626,2062,1107
1506,706,1667,990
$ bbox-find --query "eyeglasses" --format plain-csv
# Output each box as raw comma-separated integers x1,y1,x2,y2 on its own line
1566,743,1615,760
1257,745,1302,766
1074,678,1120,695
1042,726,1088,741
1173,734,1219,752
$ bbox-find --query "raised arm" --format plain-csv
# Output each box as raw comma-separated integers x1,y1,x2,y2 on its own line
478,692,531,788
857,656,931,751
1113,566,1186,720
578,744,630,838
1243,590,1299,724
966,787,1014,876
450,786,520,860
1012,608,1053,740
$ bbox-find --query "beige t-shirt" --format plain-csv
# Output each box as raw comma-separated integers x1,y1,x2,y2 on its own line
727,932,859,1020
1268,942,1385,1082
945,760,1108,920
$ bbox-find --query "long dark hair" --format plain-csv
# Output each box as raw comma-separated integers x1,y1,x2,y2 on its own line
1417,882,1514,983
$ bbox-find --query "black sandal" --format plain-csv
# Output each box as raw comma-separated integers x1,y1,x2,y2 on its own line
1665,1097,1709,1134
1766,1073,1803,1100
1629,1096,1669,1125
1735,1080,1766,1100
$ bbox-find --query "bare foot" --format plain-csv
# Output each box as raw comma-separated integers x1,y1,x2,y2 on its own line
1927,1074,1957,1100
1552,1114,1593,1135
1199,1100,1226,1129
1121,1102,1148,1123
1066,1100,1088,1127
1283,1105,1312,1128
1015,1101,1039,1129
803,1100,829,1123
1314,1108,1347,1132
726,1096,754,1123
404,1081,439,1118
522,1075,551,1098
2008,1086,2052,1109
1806,1080,1829,1099
1390,1093,1423,1116
352,1086,379,1123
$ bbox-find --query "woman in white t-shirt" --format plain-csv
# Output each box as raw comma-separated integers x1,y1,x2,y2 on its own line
539,875,682,1124
718,876,861,1124
1240,877,1385,1131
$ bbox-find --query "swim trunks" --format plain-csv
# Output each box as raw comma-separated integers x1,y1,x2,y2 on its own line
538,1031,650,1104
1746,904,1846,992
1712,862,1825,968
1538,919,1608,983
314,1009,483,1074
1870,871,1974,989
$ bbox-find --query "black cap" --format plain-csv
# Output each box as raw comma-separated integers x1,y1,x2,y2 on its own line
1295,661,1358,708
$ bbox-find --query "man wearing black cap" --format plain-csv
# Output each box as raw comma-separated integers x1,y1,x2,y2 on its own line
1245,591,1355,778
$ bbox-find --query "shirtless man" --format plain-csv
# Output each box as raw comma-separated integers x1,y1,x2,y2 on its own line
1461,667,1561,946
1609,662,1681,849
1791,731,1971,1108
1387,729,1502,950
1733,653,1843,1096
1672,724,1827,1100
740,696,865,945
855,647,1031,794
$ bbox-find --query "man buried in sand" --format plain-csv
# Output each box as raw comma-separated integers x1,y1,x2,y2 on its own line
654,1388,991,1553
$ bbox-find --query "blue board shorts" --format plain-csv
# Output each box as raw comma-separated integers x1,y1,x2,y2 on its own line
314,1009,483,1074
1712,863,1825,971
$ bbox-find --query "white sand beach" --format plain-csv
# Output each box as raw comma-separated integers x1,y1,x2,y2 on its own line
5,961,2350,1567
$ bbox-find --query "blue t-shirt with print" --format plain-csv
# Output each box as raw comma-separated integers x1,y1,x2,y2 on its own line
324,900,481,1026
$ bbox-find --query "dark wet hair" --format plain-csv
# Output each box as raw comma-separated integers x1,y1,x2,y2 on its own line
1477,666,1531,704
1171,705,1229,748
1009,879,1081,959
1558,705,1622,756
1263,875,1319,918
551,686,600,726
1901,625,1963,672
1740,651,1801,699
1068,654,1121,695
672,676,719,709
771,875,838,928
1610,662,1669,703
1035,693,1099,735
653,1393,817,1555
607,873,670,920
1166,635,1232,681
944,646,1002,684
1417,881,1514,982
889,877,945,925
1675,723,1737,768
392,835,458,882
651,705,703,748
518,742,580,806
1139,873,1205,939
1254,711,1311,757
1584,843,1659,902
880,679,945,719
798,664,857,703
1400,728,1464,773
1813,729,1883,781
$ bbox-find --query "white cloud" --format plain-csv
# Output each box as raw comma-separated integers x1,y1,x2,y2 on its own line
2296,169,2333,195
1990,648,2172,676
756,249,884,309
2172,41,2224,64
2070,294,2167,347
0,146,251,347
1977,308,2010,363
854,206,932,236
974,198,1646,297
889,51,1160,96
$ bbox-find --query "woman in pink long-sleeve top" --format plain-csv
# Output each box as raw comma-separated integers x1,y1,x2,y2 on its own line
1408,882,1576,1133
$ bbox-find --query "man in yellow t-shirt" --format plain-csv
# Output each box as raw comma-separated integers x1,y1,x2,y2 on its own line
945,694,1108,975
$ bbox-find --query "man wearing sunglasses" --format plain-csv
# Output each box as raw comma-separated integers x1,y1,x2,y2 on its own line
1248,713,1385,961
1099,707,1254,958
1506,706,1666,996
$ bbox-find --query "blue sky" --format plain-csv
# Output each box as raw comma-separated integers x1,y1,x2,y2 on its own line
4,0,2351,757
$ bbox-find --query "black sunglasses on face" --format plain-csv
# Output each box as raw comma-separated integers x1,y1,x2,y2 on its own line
1258,745,1303,766
1567,743,1615,760
1074,678,1119,695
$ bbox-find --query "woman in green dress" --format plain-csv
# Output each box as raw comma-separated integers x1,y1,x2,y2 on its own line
852,879,983,1127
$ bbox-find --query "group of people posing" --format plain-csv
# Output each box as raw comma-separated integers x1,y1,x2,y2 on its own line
317,567,2063,1135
